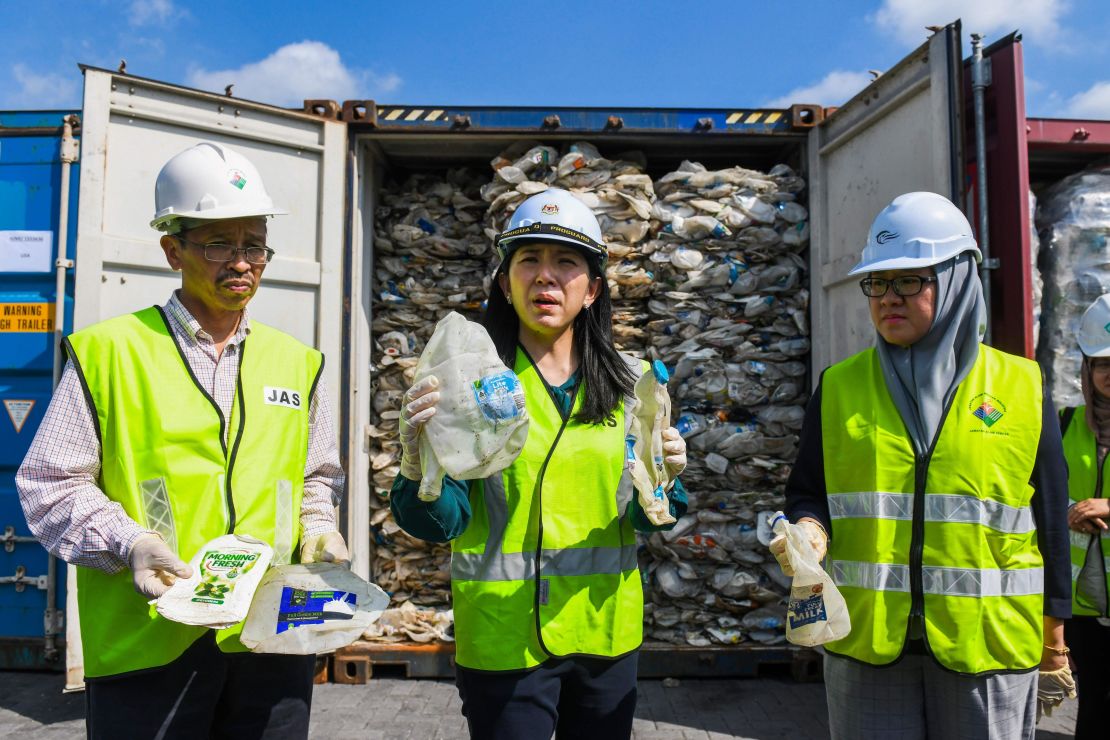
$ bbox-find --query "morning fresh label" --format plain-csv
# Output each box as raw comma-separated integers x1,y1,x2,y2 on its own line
788,594,828,629
276,587,358,634
264,386,302,409
191,549,261,604
472,371,525,423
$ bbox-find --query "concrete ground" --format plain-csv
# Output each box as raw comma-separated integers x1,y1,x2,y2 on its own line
0,669,1078,739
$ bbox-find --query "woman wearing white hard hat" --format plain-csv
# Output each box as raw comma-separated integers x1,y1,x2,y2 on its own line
773,191,1074,738
390,188,689,739
1059,293,1110,739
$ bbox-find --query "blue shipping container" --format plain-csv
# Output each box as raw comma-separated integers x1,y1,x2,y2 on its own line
0,110,78,670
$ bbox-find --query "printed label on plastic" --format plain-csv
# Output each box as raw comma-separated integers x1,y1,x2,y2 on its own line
787,594,828,629
472,371,525,422
276,587,358,634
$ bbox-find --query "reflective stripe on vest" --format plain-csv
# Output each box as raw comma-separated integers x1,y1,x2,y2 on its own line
65,306,321,677
821,345,1044,675
450,349,644,671
1060,406,1110,617
831,561,1044,597
828,491,1035,534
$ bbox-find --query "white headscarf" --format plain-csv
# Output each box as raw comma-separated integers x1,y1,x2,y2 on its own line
875,252,987,455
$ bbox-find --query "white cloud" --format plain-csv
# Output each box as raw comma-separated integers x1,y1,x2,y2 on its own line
4,64,81,108
871,0,1068,45
1063,81,1110,119
764,70,873,108
187,41,400,107
129,0,180,27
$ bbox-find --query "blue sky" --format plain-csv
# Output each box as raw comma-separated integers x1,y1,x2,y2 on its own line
2,0,1109,119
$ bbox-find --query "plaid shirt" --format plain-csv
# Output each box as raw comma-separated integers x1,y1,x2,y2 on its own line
15,292,344,573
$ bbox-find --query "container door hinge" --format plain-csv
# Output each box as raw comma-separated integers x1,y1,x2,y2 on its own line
0,565,49,592
2,525,39,553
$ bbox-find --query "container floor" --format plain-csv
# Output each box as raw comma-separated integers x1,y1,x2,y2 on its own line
0,669,1077,739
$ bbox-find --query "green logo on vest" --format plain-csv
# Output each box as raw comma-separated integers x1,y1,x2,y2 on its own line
969,393,1006,427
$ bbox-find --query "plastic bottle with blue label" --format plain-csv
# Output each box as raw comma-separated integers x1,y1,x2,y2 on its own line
412,312,530,501
626,359,677,526
769,512,851,647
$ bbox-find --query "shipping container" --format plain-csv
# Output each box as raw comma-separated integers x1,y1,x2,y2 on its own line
9,19,1109,680
0,110,78,670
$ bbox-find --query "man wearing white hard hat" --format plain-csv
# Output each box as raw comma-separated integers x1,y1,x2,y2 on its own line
772,192,1074,738
16,142,347,738
1059,293,1110,739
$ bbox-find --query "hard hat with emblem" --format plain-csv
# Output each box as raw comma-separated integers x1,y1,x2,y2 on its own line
495,188,607,269
150,142,286,233
847,191,982,276
1078,294,1110,357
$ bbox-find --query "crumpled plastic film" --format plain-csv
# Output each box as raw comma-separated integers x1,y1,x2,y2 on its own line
1036,166,1110,407
368,169,494,624
361,601,455,643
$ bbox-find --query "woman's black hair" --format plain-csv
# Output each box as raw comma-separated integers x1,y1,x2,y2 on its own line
482,246,637,425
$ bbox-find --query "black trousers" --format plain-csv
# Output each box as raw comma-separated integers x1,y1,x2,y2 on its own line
1066,616,1110,740
85,631,315,740
455,651,638,740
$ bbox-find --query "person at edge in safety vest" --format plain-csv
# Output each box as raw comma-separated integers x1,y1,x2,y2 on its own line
15,142,348,739
772,191,1074,739
1059,293,1110,740
389,188,689,740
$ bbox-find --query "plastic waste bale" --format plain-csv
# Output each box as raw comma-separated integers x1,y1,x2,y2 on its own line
1036,165,1110,407
368,170,495,619
361,601,455,643
412,312,530,500
635,160,810,646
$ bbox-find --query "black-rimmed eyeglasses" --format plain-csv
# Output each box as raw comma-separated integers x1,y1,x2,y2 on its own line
176,238,275,265
859,275,937,298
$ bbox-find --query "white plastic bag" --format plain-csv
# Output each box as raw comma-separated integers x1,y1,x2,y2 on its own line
240,563,390,654
414,312,530,500
770,512,850,646
155,534,273,628
626,359,677,526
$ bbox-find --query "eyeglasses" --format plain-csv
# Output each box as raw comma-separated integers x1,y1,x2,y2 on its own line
859,275,938,298
176,238,275,265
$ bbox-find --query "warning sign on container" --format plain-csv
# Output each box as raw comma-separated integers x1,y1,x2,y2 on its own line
4,399,35,433
0,303,55,332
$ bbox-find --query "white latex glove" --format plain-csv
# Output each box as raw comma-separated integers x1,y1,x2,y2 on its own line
128,533,193,599
662,426,687,478
399,375,441,481
300,531,350,565
1037,664,1077,720
769,519,828,577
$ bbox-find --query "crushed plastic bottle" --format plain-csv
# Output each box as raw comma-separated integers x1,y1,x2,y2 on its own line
156,535,273,628
412,312,530,501
627,360,677,526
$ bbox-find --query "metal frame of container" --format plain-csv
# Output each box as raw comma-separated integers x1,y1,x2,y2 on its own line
0,111,79,670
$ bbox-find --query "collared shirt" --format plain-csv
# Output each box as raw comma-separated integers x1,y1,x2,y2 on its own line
15,291,344,573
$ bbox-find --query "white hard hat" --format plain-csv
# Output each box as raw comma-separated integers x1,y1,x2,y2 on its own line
495,188,607,269
1078,294,1110,357
847,191,982,276
150,142,286,233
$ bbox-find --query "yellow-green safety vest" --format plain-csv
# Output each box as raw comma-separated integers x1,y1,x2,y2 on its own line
1059,406,1110,617
450,349,644,671
821,344,1044,675
64,306,323,678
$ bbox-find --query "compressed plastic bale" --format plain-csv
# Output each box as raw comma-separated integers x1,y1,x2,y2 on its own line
1036,166,1110,407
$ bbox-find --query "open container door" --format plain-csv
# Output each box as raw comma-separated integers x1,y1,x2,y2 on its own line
68,67,347,687
808,22,965,374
